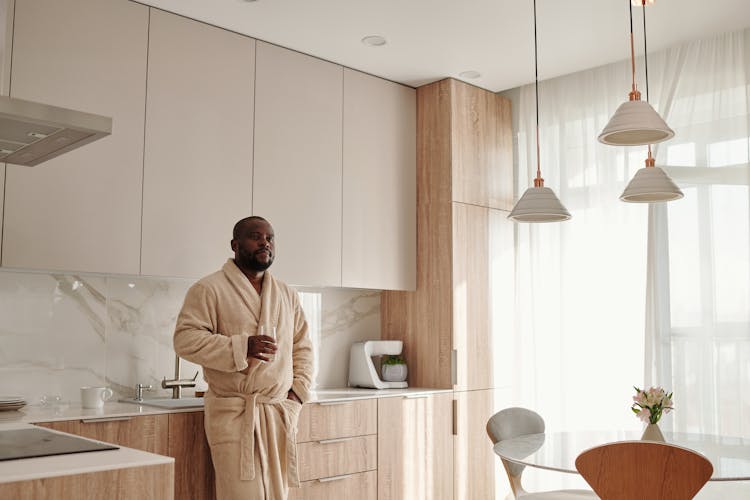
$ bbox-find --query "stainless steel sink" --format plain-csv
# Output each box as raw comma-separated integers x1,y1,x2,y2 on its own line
119,397,204,409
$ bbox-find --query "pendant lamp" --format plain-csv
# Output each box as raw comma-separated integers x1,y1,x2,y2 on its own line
620,1,683,203
598,0,673,146
508,0,570,223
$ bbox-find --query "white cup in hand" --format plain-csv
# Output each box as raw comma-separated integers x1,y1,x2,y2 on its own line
81,386,114,409
259,325,277,362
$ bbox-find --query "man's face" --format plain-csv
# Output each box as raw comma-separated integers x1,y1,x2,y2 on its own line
232,219,275,272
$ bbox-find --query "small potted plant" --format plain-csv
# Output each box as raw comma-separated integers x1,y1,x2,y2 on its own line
381,355,407,382
631,386,673,442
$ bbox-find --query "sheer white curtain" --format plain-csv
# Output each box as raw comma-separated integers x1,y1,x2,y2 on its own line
506,28,749,438
648,30,750,439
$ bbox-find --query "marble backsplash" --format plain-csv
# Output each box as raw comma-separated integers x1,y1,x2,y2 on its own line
0,269,380,405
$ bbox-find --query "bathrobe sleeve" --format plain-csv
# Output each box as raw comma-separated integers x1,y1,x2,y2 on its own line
174,282,250,373
290,292,314,404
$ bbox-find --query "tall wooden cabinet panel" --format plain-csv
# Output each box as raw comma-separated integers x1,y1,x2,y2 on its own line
454,389,511,500
381,78,515,499
2,0,148,273
449,79,513,210
342,68,416,290
452,202,491,391
140,9,255,278
253,41,343,287
377,393,453,500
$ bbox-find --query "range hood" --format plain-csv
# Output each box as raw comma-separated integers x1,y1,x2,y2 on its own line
0,95,112,166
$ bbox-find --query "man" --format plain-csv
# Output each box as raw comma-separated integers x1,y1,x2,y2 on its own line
174,216,314,500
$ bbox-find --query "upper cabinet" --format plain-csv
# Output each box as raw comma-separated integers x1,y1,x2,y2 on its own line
1,0,148,274
140,10,255,278
342,69,416,290
450,80,513,210
253,42,343,287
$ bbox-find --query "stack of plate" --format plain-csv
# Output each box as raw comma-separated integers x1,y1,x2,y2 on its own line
0,396,26,411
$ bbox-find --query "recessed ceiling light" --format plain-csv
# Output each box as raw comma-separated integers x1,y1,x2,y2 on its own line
361,35,387,47
459,70,481,79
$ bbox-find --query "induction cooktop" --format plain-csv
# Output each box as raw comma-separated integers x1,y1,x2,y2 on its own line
0,427,118,461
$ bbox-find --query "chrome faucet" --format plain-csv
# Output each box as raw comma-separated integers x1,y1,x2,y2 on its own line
162,354,198,399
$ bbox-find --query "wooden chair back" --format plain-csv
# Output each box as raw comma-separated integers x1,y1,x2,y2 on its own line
575,441,713,500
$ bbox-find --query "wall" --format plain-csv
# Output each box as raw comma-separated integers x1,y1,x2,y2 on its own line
0,268,380,406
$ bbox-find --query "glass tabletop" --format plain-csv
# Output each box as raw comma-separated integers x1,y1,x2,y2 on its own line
492,430,750,481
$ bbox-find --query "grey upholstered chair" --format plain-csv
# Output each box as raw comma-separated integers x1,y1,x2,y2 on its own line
486,407,597,499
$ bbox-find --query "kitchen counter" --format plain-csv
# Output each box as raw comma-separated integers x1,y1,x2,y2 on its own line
0,387,451,425
0,387,449,486
0,422,173,484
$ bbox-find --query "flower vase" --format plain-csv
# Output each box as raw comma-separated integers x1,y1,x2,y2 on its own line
641,423,665,442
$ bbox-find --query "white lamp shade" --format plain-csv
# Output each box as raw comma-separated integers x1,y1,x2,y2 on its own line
598,100,674,146
508,186,571,222
620,166,684,203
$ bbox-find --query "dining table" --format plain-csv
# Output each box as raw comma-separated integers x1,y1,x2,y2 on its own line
492,430,750,482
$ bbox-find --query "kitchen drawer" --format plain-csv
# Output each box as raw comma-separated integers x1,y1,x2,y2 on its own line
297,399,376,442
36,414,169,455
289,470,376,500
297,434,377,481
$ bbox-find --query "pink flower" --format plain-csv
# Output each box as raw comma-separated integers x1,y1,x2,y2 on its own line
638,408,652,423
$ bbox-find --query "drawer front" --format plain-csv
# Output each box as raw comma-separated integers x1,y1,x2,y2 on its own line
297,434,377,481
289,470,377,500
297,399,376,442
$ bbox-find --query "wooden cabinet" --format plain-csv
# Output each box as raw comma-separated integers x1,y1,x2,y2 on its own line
377,393,453,500
382,78,513,391
381,78,515,499
38,412,215,500
0,463,173,500
140,9,255,278
293,399,378,499
454,389,512,500
450,81,513,210
253,41,343,287
168,411,215,500
342,68,416,290
2,0,148,274
37,415,169,455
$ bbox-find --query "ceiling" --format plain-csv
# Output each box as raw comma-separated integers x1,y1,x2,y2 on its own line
136,0,750,92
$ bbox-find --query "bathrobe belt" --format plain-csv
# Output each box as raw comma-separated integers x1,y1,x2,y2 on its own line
231,392,298,485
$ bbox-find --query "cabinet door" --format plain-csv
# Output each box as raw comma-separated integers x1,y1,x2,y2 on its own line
168,411,215,500
253,41,342,287
450,79,513,210
342,68,416,290
2,0,148,273
454,389,511,500
377,393,453,500
453,202,492,391
37,415,169,455
140,10,255,278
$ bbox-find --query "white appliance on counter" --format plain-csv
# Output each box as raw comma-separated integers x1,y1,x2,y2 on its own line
348,340,408,389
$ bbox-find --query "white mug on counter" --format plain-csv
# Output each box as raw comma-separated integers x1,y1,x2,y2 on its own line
80,386,114,409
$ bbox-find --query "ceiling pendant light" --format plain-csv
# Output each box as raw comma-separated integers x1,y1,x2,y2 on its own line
509,0,571,223
598,0,673,146
620,1,683,203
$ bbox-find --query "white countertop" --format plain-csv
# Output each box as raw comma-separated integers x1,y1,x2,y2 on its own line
0,422,173,484
0,386,450,484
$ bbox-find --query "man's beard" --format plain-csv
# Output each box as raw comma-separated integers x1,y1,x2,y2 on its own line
238,250,273,272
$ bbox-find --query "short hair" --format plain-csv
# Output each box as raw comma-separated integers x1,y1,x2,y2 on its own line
232,216,268,240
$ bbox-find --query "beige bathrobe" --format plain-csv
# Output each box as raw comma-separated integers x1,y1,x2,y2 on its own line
174,259,314,500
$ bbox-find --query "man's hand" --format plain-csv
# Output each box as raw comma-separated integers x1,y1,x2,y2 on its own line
247,335,277,362
287,389,301,404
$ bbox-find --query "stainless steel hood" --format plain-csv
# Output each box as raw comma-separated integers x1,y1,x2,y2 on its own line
0,95,112,166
